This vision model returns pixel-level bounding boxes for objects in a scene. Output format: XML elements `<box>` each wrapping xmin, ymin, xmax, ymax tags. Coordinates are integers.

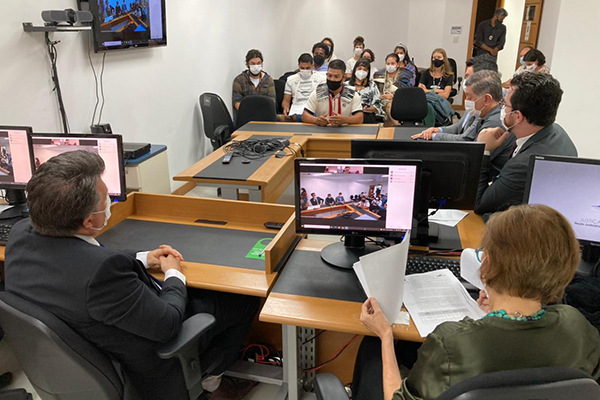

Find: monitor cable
<box><xmin>97</xmin><ymin>51</ymin><xmax>107</xmax><ymax>125</ymax></box>
<box><xmin>45</xmin><ymin>32</ymin><xmax>70</xmax><ymax>133</ymax></box>
<box><xmin>87</xmin><ymin>31</ymin><xmax>100</xmax><ymax>127</ymax></box>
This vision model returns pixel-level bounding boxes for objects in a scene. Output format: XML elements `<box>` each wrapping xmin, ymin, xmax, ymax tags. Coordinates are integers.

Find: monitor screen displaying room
<box><xmin>351</xmin><ymin>140</ymin><xmax>485</xmax><ymax>210</ymax></box>
<box><xmin>295</xmin><ymin>159</ymin><xmax>420</xmax><ymax>237</ymax></box>
<box><xmin>0</xmin><ymin>126</ymin><xmax>35</xmax><ymax>189</ymax></box>
<box><xmin>31</xmin><ymin>134</ymin><xmax>127</xmax><ymax>201</ymax></box>
<box><xmin>89</xmin><ymin>0</ymin><xmax>167</xmax><ymax>52</ymax></box>
<box><xmin>524</xmin><ymin>155</ymin><xmax>600</xmax><ymax>245</ymax></box>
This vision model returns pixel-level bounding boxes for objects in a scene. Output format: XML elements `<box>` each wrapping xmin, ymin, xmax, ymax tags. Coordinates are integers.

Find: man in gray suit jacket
<box><xmin>475</xmin><ymin>72</ymin><xmax>577</xmax><ymax>216</ymax></box>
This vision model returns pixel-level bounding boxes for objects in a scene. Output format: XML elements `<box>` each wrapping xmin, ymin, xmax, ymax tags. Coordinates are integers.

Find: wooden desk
<box><xmin>377</xmin><ymin>126</ymin><xmax>426</xmax><ymax>140</ymax></box>
<box><xmin>172</xmin><ymin>133</ymin><xmax>309</xmax><ymax>200</ymax></box>
<box><xmin>260</xmin><ymin>212</ymin><xmax>485</xmax><ymax>399</ymax></box>
<box><xmin>100</xmin><ymin>192</ymin><xmax>299</xmax><ymax>298</ymax></box>
<box><xmin>232</xmin><ymin>122</ymin><xmax>381</xmax><ymax>158</ymax></box>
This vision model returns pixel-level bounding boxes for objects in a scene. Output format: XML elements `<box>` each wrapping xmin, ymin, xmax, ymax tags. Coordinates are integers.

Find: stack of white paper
<box><xmin>403</xmin><ymin>269</ymin><xmax>486</xmax><ymax>337</ymax></box>
<box><xmin>428</xmin><ymin>209</ymin><xmax>469</xmax><ymax>227</ymax></box>
<box><xmin>353</xmin><ymin>234</ymin><xmax>410</xmax><ymax>325</ymax></box>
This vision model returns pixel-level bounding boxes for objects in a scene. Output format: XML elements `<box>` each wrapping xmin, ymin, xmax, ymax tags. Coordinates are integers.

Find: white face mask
<box><xmin>460</xmin><ymin>248</ymin><xmax>487</xmax><ymax>293</ymax></box>
<box><xmin>464</xmin><ymin>95</ymin><xmax>485</xmax><ymax>118</ymax></box>
<box><xmin>355</xmin><ymin>69</ymin><xmax>368</xmax><ymax>80</ymax></box>
<box><xmin>298</xmin><ymin>69</ymin><xmax>312</xmax><ymax>80</ymax></box>
<box><xmin>524</xmin><ymin>63</ymin><xmax>537</xmax><ymax>72</ymax></box>
<box><xmin>500</xmin><ymin>106</ymin><xmax>518</xmax><ymax>131</ymax></box>
<box><xmin>354</xmin><ymin>47</ymin><xmax>363</xmax><ymax>57</ymax></box>
<box><xmin>90</xmin><ymin>194</ymin><xmax>112</xmax><ymax>231</ymax></box>
<box><xmin>249</xmin><ymin>64</ymin><xmax>262</xmax><ymax>76</ymax></box>
<box><xmin>386</xmin><ymin>64</ymin><xmax>398</xmax><ymax>74</ymax></box>
<box><xmin>397</xmin><ymin>53</ymin><xmax>405</xmax><ymax>62</ymax></box>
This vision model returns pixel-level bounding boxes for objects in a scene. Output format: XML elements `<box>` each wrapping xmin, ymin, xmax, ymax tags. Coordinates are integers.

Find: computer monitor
<box><xmin>351</xmin><ymin>140</ymin><xmax>485</xmax><ymax>249</ymax></box>
<box><xmin>0</xmin><ymin>126</ymin><xmax>35</xmax><ymax>219</ymax></box>
<box><xmin>31</xmin><ymin>134</ymin><xmax>127</xmax><ymax>201</ymax></box>
<box><xmin>295</xmin><ymin>158</ymin><xmax>421</xmax><ymax>269</ymax></box>
<box><xmin>524</xmin><ymin>155</ymin><xmax>600</xmax><ymax>275</ymax></box>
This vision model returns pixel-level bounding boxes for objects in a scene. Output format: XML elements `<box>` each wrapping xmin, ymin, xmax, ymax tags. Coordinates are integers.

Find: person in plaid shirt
<box><xmin>231</xmin><ymin>49</ymin><xmax>276</xmax><ymax>117</ymax></box>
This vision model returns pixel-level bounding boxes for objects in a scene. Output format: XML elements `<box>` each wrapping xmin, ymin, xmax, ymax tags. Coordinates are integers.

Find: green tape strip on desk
<box><xmin>97</xmin><ymin>219</ymin><xmax>275</xmax><ymax>271</ymax></box>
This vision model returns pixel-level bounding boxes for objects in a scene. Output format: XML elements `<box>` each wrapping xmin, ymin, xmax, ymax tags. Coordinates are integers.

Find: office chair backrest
<box><xmin>0</xmin><ymin>292</ymin><xmax>124</xmax><ymax>400</ymax></box>
<box><xmin>448</xmin><ymin>58</ymin><xmax>458</xmax><ymax>86</ymax></box>
<box><xmin>235</xmin><ymin>95</ymin><xmax>277</xmax><ymax>130</ymax></box>
<box><xmin>274</xmin><ymin>79</ymin><xmax>286</xmax><ymax>114</ymax></box>
<box><xmin>391</xmin><ymin>87</ymin><xmax>428</xmax><ymax>125</ymax></box>
<box><xmin>199</xmin><ymin>93</ymin><xmax>234</xmax><ymax>150</ymax></box>
<box><xmin>435</xmin><ymin>367</ymin><xmax>600</xmax><ymax>400</ymax></box>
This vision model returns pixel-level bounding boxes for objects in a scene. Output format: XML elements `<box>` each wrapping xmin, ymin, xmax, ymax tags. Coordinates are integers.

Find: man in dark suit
<box><xmin>5</xmin><ymin>151</ymin><xmax>259</xmax><ymax>400</ymax></box>
<box><xmin>475</xmin><ymin>72</ymin><xmax>577</xmax><ymax>216</ymax></box>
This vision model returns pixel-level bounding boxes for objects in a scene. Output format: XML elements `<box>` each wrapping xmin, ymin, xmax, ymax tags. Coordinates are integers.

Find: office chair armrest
<box><xmin>314</xmin><ymin>373</ymin><xmax>349</xmax><ymax>400</ymax></box>
<box><xmin>213</xmin><ymin>124</ymin><xmax>231</xmax><ymax>147</ymax></box>
<box><xmin>157</xmin><ymin>313</ymin><xmax>216</xmax><ymax>359</ymax></box>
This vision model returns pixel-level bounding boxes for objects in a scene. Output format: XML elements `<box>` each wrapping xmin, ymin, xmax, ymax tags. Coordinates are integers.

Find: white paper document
<box><xmin>403</xmin><ymin>269</ymin><xmax>486</xmax><ymax>337</ymax></box>
<box><xmin>289</xmin><ymin>103</ymin><xmax>306</xmax><ymax>116</ymax></box>
<box><xmin>428</xmin><ymin>209</ymin><xmax>469</xmax><ymax>227</ymax></box>
<box><xmin>353</xmin><ymin>234</ymin><xmax>410</xmax><ymax>325</ymax></box>
<box><xmin>460</xmin><ymin>248</ymin><xmax>485</xmax><ymax>291</ymax></box>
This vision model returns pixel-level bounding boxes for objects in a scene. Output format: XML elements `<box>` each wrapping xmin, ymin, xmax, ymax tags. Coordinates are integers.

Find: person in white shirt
<box><xmin>282</xmin><ymin>53</ymin><xmax>326</xmax><ymax>122</ymax></box>
<box><xmin>346</xmin><ymin>36</ymin><xmax>365</xmax><ymax>78</ymax></box>
<box><xmin>302</xmin><ymin>60</ymin><xmax>364</xmax><ymax>127</ymax></box>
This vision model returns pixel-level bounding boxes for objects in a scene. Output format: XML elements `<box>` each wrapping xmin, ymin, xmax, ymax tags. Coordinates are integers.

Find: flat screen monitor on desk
<box><xmin>31</xmin><ymin>134</ymin><xmax>127</xmax><ymax>201</ymax></box>
<box><xmin>295</xmin><ymin>158</ymin><xmax>421</xmax><ymax>269</ymax></box>
<box><xmin>351</xmin><ymin>140</ymin><xmax>485</xmax><ymax>249</ymax></box>
<box><xmin>524</xmin><ymin>155</ymin><xmax>600</xmax><ymax>275</ymax></box>
<box><xmin>0</xmin><ymin>126</ymin><xmax>35</xmax><ymax>219</ymax></box>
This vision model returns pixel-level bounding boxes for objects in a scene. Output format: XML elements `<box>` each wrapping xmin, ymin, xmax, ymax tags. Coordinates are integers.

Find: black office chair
<box><xmin>390</xmin><ymin>87</ymin><xmax>428</xmax><ymax>126</ymax></box>
<box><xmin>199</xmin><ymin>93</ymin><xmax>234</xmax><ymax>151</ymax></box>
<box><xmin>447</xmin><ymin>58</ymin><xmax>463</xmax><ymax>106</ymax></box>
<box><xmin>313</xmin><ymin>368</ymin><xmax>600</xmax><ymax>400</ymax></box>
<box><xmin>234</xmin><ymin>95</ymin><xmax>277</xmax><ymax>130</ymax></box>
<box><xmin>414</xmin><ymin>66</ymin><xmax>422</xmax><ymax>87</ymax></box>
<box><xmin>274</xmin><ymin>79</ymin><xmax>286</xmax><ymax>114</ymax></box>
<box><xmin>0</xmin><ymin>291</ymin><xmax>219</xmax><ymax>400</ymax></box>
<box><xmin>278</xmin><ymin>70</ymin><xmax>298</xmax><ymax>83</ymax></box>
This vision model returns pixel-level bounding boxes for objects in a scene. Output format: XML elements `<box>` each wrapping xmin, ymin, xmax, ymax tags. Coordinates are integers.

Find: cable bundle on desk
<box><xmin>222</xmin><ymin>138</ymin><xmax>303</xmax><ymax>159</ymax></box>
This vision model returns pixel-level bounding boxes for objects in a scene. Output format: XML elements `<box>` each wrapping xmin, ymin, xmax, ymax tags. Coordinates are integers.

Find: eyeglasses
<box><xmin>499</xmin><ymin>99</ymin><xmax>514</xmax><ymax>110</ymax></box>
<box><xmin>475</xmin><ymin>248</ymin><xmax>485</xmax><ymax>263</ymax></box>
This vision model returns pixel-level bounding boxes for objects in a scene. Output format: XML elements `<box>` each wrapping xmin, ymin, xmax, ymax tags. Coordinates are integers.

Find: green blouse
<box><xmin>393</xmin><ymin>305</ymin><xmax>600</xmax><ymax>400</ymax></box>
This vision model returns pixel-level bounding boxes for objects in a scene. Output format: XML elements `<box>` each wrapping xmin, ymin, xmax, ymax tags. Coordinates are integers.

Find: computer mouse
<box><xmin>242</xmin><ymin>159</ymin><xmax>251</xmax><ymax>164</ymax></box>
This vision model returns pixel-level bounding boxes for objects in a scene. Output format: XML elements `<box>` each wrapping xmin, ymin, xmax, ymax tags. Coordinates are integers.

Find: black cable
<box><xmin>301</xmin><ymin>330</ymin><xmax>325</xmax><ymax>345</ymax></box>
<box><xmin>45</xmin><ymin>32</ymin><xmax>69</xmax><ymax>133</ymax></box>
<box><xmin>417</xmin><ymin>207</ymin><xmax>439</xmax><ymax>225</ymax></box>
<box><xmin>87</xmin><ymin>31</ymin><xmax>100</xmax><ymax>127</ymax></box>
<box><xmin>97</xmin><ymin>52</ymin><xmax>107</xmax><ymax>124</ymax></box>
<box><xmin>223</xmin><ymin>138</ymin><xmax>293</xmax><ymax>160</ymax></box>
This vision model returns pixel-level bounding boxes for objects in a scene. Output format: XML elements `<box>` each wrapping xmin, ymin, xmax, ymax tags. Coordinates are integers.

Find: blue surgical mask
<box><xmin>519</xmin><ymin>57</ymin><xmax>525</xmax><ymax>66</ymax></box>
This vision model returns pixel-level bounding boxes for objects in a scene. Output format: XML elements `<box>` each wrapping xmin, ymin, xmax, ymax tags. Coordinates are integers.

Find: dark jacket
<box><xmin>4</xmin><ymin>219</ymin><xmax>189</xmax><ymax>400</ymax></box>
<box><xmin>475</xmin><ymin>123</ymin><xmax>577</xmax><ymax>215</ymax></box>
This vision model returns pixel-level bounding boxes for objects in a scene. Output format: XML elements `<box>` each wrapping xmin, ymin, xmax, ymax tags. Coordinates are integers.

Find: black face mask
<box><xmin>433</xmin><ymin>59</ymin><xmax>444</xmax><ymax>68</ymax></box>
<box><xmin>327</xmin><ymin>79</ymin><xmax>343</xmax><ymax>91</ymax></box>
<box><xmin>314</xmin><ymin>55</ymin><xmax>325</xmax><ymax>66</ymax></box>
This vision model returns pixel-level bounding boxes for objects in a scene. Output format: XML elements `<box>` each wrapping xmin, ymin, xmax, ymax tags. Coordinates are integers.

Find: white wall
<box><xmin>550</xmin><ymin>0</ymin><xmax>600</xmax><ymax>159</ymax></box>
<box><xmin>496</xmin><ymin>0</ymin><xmax>525</xmax><ymax>81</ymax></box>
<box><xmin>537</xmin><ymin>0</ymin><xmax>561</xmax><ymax>68</ymax></box>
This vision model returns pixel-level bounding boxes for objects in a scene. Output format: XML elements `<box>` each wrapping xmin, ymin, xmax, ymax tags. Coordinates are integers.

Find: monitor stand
<box><xmin>412</xmin><ymin>216</ymin><xmax>462</xmax><ymax>250</ymax></box>
<box><xmin>321</xmin><ymin>235</ymin><xmax>380</xmax><ymax>270</ymax></box>
<box><xmin>0</xmin><ymin>189</ymin><xmax>28</xmax><ymax>220</ymax></box>
<box><xmin>578</xmin><ymin>243</ymin><xmax>600</xmax><ymax>276</ymax></box>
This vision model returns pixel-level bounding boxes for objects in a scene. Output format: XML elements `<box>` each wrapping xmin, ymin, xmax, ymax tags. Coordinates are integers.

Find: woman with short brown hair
<box><xmin>352</xmin><ymin>204</ymin><xmax>600</xmax><ymax>400</ymax></box>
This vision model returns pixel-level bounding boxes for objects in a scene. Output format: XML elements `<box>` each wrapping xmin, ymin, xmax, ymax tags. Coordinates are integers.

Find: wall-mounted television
<box><xmin>87</xmin><ymin>0</ymin><xmax>167</xmax><ymax>52</ymax></box>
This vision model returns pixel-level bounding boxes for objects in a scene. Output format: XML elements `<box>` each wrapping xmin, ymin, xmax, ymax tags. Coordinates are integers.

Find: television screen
<box><xmin>89</xmin><ymin>0</ymin><xmax>167</xmax><ymax>52</ymax></box>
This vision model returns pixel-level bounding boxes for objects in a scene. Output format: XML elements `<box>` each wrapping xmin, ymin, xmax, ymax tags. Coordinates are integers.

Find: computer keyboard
<box><xmin>0</xmin><ymin>223</ymin><xmax>13</xmax><ymax>245</ymax></box>
<box><xmin>406</xmin><ymin>256</ymin><xmax>461</xmax><ymax>279</ymax></box>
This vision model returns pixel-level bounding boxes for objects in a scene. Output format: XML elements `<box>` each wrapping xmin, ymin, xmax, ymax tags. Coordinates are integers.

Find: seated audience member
<box><xmin>312</xmin><ymin>42</ymin><xmax>330</xmax><ymax>73</ymax></box>
<box><xmin>359</xmin><ymin>49</ymin><xmax>376</xmax><ymax>78</ymax></box>
<box><xmin>232</xmin><ymin>49</ymin><xmax>275</xmax><ymax>116</ymax></box>
<box><xmin>325</xmin><ymin>193</ymin><xmax>335</xmax><ymax>206</ymax></box>
<box><xmin>348</xmin><ymin>59</ymin><xmax>384</xmax><ymax>123</ymax></box>
<box><xmin>465</xmin><ymin>54</ymin><xmax>499</xmax><ymax>80</ymax></box>
<box><xmin>374</xmin><ymin>53</ymin><xmax>413</xmax><ymax>125</ymax></box>
<box><xmin>352</xmin><ymin>204</ymin><xmax>600</xmax><ymax>400</ymax></box>
<box><xmin>419</xmin><ymin>48</ymin><xmax>454</xmax><ymax>100</ymax></box>
<box><xmin>346</xmin><ymin>36</ymin><xmax>366</xmax><ymax>77</ymax></box>
<box><xmin>343</xmin><ymin>166</ymin><xmax>351</xmax><ymax>174</ymax></box>
<box><xmin>377</xmin><ymin>202</ymin><xmax>387</xmax><ymax>218</ymax></box>
<box><xmin>282</xmin><ymin>53</ymin><xmax>326</xmax><ymax>121</ymax></box>
<box><xmin>300</xmin><ymin>192</ymin><xmax>310</xmax><ymax>210</ymax></box>
<box><xmin>475</xmin><ymin>73</ymin><xmax>577</xmax><ymax>216</ymax></box>
<box><xmin>413</xmin><ymin>71</ymin><xmax>505</xmax><ymax>142</ymax></box>
<box><xmin>473</xmin><ymin>8</ymin><xmax>508</xmax><ymax>58</ymax></box>
<box><xmin>393</xmin><ymin>43</ymin><xmax>417</xmax><ymax>86</ymax></box>
<box><xmin>4</xmin><ymin>151</ymin><xmax>259</xmax><ymax>400</ymax></box>
<box><xmin>302</xmin><ymin>60</ymin><xmax>364</xmax><ymax>126</ymax></box>
<box><xmin>321</xmin><ymin>37</ymin><xmax>338</xmax><ymax>63</ymax></box>
<box><xmin>521</xmin><ymin>49</ymin><xmax>550</xmax><ymax>74</ymax></box>
<box><xmin>358</xmin><ymin>197</ymin><xmax>370</xmax><ymax>210</ymax></box>
<box><xmin>310</xmin><ymin>193</ymin><xmax>324</xmax><ymax>206</ymax></box>
<box><xmin>335</xmin><ymin>192</ymin><xmax>345</xmax><ymax>204</ymax></box>
<box><xmin>502</xmin><ymin>46</ymin><xmax>533</xmax><ymax>88</ymax></box>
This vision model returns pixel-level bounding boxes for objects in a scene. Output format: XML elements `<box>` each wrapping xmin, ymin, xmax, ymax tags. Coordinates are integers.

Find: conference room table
<box><xmin>376</xmin><ymin>126</ymin><xmax>428</xmax><ymax>140</ymax></box>
<box><xmin>260</xmin><ymin>211</ymin><xmax>486</xmax><ymax>400</ymax></box>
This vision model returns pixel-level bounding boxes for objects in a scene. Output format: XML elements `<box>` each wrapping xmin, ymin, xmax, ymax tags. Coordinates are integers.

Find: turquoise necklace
<box><xmin>484</xmin><ymin>309</ymin><xmax>546</xmax><ymax>321</ymax></box>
